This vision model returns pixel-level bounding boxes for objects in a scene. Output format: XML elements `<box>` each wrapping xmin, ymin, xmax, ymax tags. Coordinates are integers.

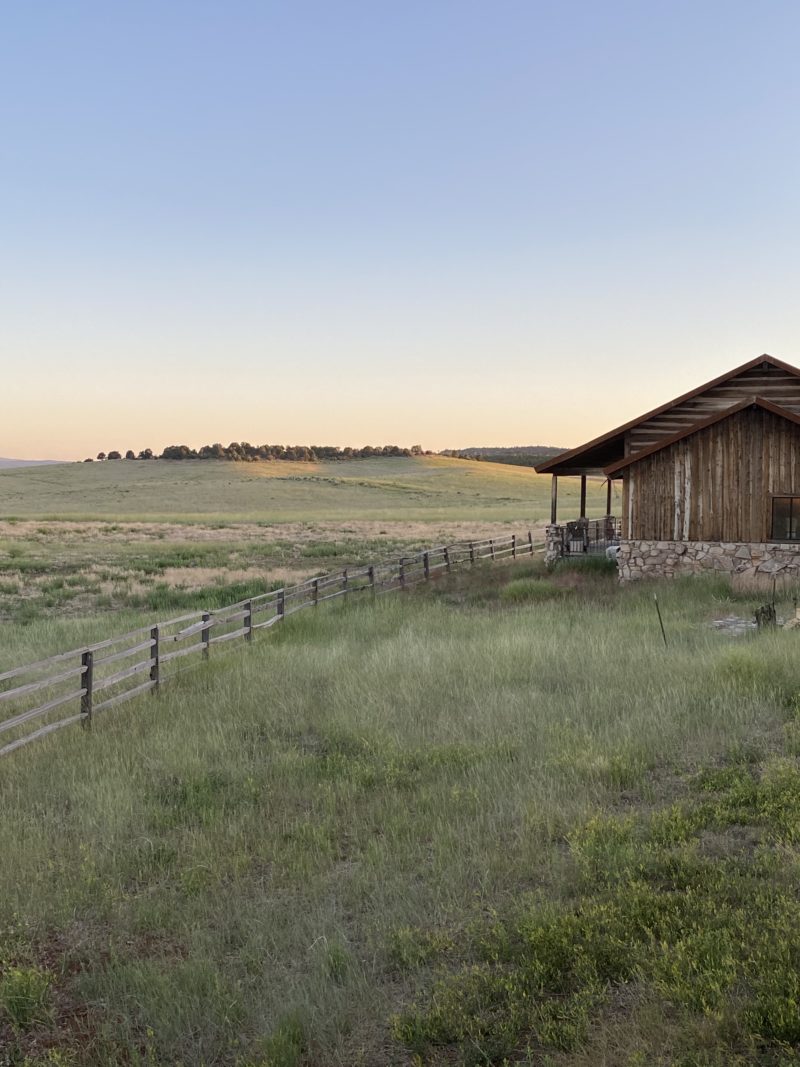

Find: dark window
<box><xmin>772</xmin><ymin>496</ymin><xmax>800</xmax><ymax>540</ymax></box>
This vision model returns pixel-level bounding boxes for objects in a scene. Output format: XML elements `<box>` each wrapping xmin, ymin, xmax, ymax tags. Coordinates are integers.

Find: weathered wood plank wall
<box><xmin>623</xmin><ymin>406</ymin><xmax>800</xmax><ymax>541</ymax></box>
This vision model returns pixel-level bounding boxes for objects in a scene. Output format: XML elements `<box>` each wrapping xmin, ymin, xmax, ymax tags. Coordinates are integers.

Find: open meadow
<box><xmin>0</xmin><ymin>457</ymin><xmax>612</xmax><ymax>646</ymax></box>
<box><xmin>0</xmin><ymin>456</ymin><xmax>611</xmax><ymax>525</ymax></box>
<box><xmin>4</xmin><ymin>461</ymin><xmax>800</xmax><ymax>1066</ymax></box>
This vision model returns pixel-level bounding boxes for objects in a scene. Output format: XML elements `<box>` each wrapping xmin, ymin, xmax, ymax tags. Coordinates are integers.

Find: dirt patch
<box><xmin>0</xmin><ymin>519</ymin><xmax>543</xmax><ymax>545</ymax></box>
<box><xmin>159</xmin><ymin>565</ymin><xmax>318</xmax><ymax>590</ymax></box>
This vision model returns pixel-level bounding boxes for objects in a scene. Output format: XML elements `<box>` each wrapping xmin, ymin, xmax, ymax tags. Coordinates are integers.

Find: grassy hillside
<box><xmin>3</xmin><ymin>561</ymin><xmax>800</xmax><ymax>1065</ymax></box>
<box><xmin>0</xmin><ymin>458</ymin><xmax>614</xmax><ymax>627</ymax></box>
<box><xmin>0</xmin><ymin>459</ymin><xmax>61</xmax><ymax>470</ymax></box>
<box><xmin>0</xmin><ymin>456</ymin><xmax>613</xmax><ymax>524</ymax></box>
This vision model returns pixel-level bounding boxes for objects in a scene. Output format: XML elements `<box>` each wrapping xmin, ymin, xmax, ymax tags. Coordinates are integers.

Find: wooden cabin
<box><xmin>536</xmin><ymin>354</ymin><xmax>800</xmax><ymax>580</ymax></box>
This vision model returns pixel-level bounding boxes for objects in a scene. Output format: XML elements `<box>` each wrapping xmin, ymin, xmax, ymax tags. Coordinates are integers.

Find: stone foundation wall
<box><xmin>618</xmin><ymin>539</ymin><xmax>800</xmax><ymax>582</ymax></box>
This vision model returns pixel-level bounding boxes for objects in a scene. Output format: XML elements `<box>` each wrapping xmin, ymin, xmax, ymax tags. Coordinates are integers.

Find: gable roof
<box><xmin>534</xmin><ymin>354</ymin><xmax>800</xmax><ymax>475</ymax></box>
<box><xmin>603</xmin><ymin>396</ymin><xmax>800</xmax><ymax>475</ymax></box>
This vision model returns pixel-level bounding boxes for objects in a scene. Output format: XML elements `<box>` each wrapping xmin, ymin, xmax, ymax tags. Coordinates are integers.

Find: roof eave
<box><xmin>535</xmin><ymin>353</ymin><xmax>799</xmax><ymax>476</ymax></box>
<box><xmin>603</xmin><ymin>396</ymin><xmax>800</xmax><ymax>476</ymax></box>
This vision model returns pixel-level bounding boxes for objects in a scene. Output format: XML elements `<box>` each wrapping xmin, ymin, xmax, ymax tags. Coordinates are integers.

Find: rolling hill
<box><xmin>0</xmin><ymin>457</ymin><xmax>61</xmax><ymax>469</ymax></box>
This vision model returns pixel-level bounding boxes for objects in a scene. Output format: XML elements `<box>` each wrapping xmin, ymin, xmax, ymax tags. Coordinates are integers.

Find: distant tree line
<box><xmin>440</xmin><ymin>446</ymin><xmax>565</xmax><ymax>469</ymax></box>
<box><xmin>86</xmin><ymin>443</ymin><xmax>427</xmax><ymax>463</ymax></box>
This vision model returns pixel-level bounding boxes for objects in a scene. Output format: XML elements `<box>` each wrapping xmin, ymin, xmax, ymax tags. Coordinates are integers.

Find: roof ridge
<box><xmin>535</xmin><ymin>354</ymin><xmax>800</xmax><ymax>475</ymax></box>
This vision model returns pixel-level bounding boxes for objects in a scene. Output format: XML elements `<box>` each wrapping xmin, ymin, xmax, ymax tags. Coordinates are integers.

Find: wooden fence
<box><xmin>0</xmin><ymin>532</ymin><xmax>535</xmax><ymax>758</ymax></box>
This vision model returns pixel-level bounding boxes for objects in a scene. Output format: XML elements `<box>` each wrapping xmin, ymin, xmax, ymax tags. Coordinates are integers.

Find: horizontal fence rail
<box><xmin>0</xmin><ymin>531</ymin><xmax>537</xmax><ymax>758</ymax></box>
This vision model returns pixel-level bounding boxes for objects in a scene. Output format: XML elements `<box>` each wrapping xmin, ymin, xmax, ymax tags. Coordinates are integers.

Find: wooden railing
<box><xmin>0</xmin><ymin>531</ymin><xmax>535</xmax><ymax>758</ymax></box>
<box><xmin>555</xmin><ymin>516</ymin><xmax>620</xmax><ymax>557</ymax></box>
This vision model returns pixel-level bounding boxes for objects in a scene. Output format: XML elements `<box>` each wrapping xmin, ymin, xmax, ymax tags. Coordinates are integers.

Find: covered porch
<box><xmin>542</xmin><ymin>468</ymin><xmax>621</xmax><ymax>562</ymax></box>
<box><xmin>535</xmin><ymin>430</ymin><xmax>627</xmax><ymax>563</ymax></box>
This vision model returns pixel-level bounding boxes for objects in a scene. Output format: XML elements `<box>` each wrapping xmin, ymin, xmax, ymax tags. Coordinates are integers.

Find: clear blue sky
<box><xmin>4</xmin><ymin>1</ymin><xmax>800</xmax><ymax>458</ymax></box>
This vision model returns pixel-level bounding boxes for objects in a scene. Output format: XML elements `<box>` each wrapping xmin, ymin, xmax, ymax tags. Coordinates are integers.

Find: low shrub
<box><xmin>0</xmin><ymin>965</ymin><xmax>52</xmax><ymax>1031</ymax></box>
<box><xmin>392</xmin><ymin>752</ymin><xmax>800</xmax><ymax>1063</ymax></box>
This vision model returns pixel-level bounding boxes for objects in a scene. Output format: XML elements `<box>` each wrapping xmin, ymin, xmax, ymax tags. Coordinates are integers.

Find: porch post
<box><xmin>579</xmin><ymin>475</ymin><xmax>587</xmax><ymax>519</ymax></box>
<box><xmin>606</xmin><ymin>477</ymin><xmax>612</xmax><ymax>516</ymax></box>
<box><xmin>550</xmin><ymin>475</ymin><xmax>558</xmax><ymax>524</ymax></box>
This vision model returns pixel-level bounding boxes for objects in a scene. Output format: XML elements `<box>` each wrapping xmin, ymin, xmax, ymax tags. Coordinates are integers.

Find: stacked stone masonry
<box><xmin>544</xmin><ymin>524</ymin><xmax>561</xmax><ymax>566</ymax></box>
<box><xmin>617</xmin><ymin>540</ymin><xmax>800</xmax><ymax>582</ymax></box>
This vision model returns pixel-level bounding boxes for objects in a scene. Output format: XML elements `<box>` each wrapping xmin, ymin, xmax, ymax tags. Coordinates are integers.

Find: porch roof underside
<box><xmin>536</xmin><ymin>434</ymin><xmax>624</xmax><ymax>477</ymax></box>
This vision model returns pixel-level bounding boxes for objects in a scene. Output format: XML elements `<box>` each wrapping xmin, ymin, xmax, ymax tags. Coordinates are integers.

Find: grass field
<box><xmin>4</xmin><ymin>557</ymin><xmax>800</xmax><ymax>1065</ymax></box>
<box><xmin>6</xmin><ymin>460</ymin><xmax>799</xmax><ymax>1066</ymax></box>
<box><xmin>0</xmin><ymin>456</ymin><xmax>611</xmax><ymax>524</ymax></box>
<box><xmin>0</xmin><ymin>457</ymin><xmax>612</xmax><ymax>628</ymax></box>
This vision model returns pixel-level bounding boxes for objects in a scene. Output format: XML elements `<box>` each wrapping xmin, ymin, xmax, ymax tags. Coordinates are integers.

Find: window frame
<box><xmin>770</xmin><ymin>494</ymin><xmax>800</xmax><ymax>542</ymax></box>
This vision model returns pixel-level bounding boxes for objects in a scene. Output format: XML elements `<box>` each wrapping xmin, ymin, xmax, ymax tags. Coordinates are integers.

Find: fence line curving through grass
<box><xmin>0</xmin><ymin>532</ymin><xmax>535</xmax><ymax>758</ymax></box>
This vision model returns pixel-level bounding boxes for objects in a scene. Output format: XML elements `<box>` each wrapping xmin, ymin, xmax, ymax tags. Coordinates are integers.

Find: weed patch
<box><xmin>393</xmin><ymin>748</ymin><xmax>800</xmax><ymax>1063</ymax></box>
<box><xmin>387</xmin><ymin>925</ymin><xmax>456</xmax><ymax>971</ymax></box>
<box><xmin>0</xmin><ymin>965</ymin><xmax>53</xmax><ymax>1031</ymax></box>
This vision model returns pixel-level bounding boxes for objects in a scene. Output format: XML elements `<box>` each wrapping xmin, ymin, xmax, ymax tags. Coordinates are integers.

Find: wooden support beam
<box><xmin>579</xmin><ymin>475</ymin><xmax>587</xmax><ymax>519</ymax></box>
<box><xmin>550</xmin><ymin>475</ymin><xmax>558</xmax><ymax>524</ymax></box>
<box><xmin>606</xmin><ymin>477</ymin><xmax>613</xmax><ymax>516</ymax></box>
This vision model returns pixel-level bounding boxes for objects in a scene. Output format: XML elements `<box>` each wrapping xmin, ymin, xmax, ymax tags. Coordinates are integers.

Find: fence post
<box><xmin>278</xmin><ymin>588</ymin><xmax>286</xmax><ymax>620</ymax></box>
<box><xmin>490</xmin><ymin>539</ymin><xmax>496</xmax><ymax>561</ymax></box>
<box><xmin>368</xmin><ymin>565</ymin><xmax>375</xmax><ymax>595</ymax></box>
<box><xmin>423</xmin><ymin>552</ymin><xmax>430</xmax><ymax>579</ymax></box>
<box><xmin>81</xmin><ymin>650</ymin><xmax>93</xmax><ymax>728</ymax></box>
<box><xmin>528</xmin><ymin>530</ymin><xmax>533</xmax><ymax>555</ymax></box>
<box><xmin>444</xmin><ymin>546</ymin><xmax>451</xmax><ymax>573</ymax></box>
<box><xmin>244</xmin><ymin>601</ymin><xmax>253</xmax><ymax>642</ymax></box>
<box><xmin>470</xmin><ymin>541</ymin><xmax>475</xmax><ymax>565</ymax></box>
<box><xmin>150</xmin><ymin>625</ymin><xmax>160</xmax><ymax>689</ymax></box>
<box><xmin>342</xmin><ymin>569</ymin><xmax>348</xmax><ymax>597</ymax></box>
<box><xmin>201</xmin><ymin>612</ymin><xmax>211</xmax><ymax>660</ymax></box>
<box><xmin>400</xmin><ymin>558</ymin><xmax>406</xmax><ymax>589</ymax></box>
<box><xmin>512</xmin><ymin>534</ymin><xmax>516</xmax><ymax>559</ymax></box>
<box><xmin>312</xmin><ymin>579</ymin><xmax>319</xmax><ymax>607</ymax></box>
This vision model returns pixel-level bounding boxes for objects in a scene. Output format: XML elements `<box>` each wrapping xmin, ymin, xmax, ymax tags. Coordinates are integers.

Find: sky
<box><xmin>4</xmin><ymin>1</ymin><xmax>800</xmax><ymax>460</ymax></box>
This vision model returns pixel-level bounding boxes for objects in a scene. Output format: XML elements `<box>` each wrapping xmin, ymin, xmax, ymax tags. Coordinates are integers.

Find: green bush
<box><xmin>0</xmin><ymin>965</ymin><xmax>52</xmax><ymax>1031</ymax></box>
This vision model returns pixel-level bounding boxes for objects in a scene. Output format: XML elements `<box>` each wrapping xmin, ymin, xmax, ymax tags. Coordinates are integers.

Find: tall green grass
<box><xmin>1</xmin><ymin>565</ymin><xmax>798</xmax><ymax>1064</ymax></box>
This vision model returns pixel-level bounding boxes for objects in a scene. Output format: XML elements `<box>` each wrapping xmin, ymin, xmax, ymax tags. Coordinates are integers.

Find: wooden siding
<box><xmin>623</xmin><ymin>406</ymin><xmax>800</xmax><ymax>541</ymax></box>
<box><xmin>626</xmin><ymin>363</ymin><xmax>800</xmax><ymax>457</ymax></box>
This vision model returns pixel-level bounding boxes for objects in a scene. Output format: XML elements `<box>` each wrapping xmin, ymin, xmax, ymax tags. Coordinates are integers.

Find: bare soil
<box><xmin>0</xmin><ymin>519</ymin><xmax>541</xmax><ymax>544</ymax></box>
